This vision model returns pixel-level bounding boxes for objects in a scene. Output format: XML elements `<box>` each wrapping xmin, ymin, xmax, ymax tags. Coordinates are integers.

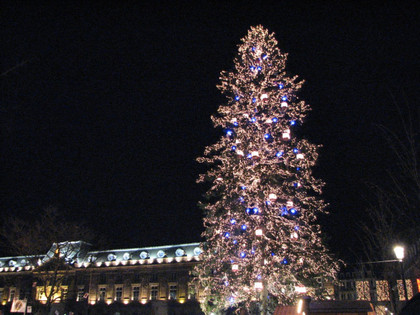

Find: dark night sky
<box><xmin>1</xmin><ymin>2</ymin><xmax>419</xmax><ymax>261</ymax></box>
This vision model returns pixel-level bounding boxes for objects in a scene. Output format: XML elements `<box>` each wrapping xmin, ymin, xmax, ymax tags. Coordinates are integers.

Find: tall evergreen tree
<box><xmin>193</xmin><ymin>26</ymin><xmax>338</xmax><ymax>314</ymax></box>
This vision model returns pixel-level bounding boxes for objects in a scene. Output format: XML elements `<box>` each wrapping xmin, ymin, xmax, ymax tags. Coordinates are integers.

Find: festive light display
<box><xmin>193</xmin><ymin>26</ymin><xmax>338</xmax><ymax>314</ymax></box>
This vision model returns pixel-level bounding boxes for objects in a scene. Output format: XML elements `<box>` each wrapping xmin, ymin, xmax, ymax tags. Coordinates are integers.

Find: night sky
<box><xmin>2</xmin><ymin>2</ymin><xmax>419</xmax><ymax>261</ymax></box>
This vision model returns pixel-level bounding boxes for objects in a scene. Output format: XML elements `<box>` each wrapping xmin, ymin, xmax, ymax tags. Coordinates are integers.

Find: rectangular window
<box><xmin>77</xmin><ymin>287</ymin><xmax>85</xmax><ymax>302</ymax></box>
<box><xmin>132</xmin><ymin>286</ymin><xmax>140</xmax><ymax>301</ymax></box>
<box><xmin>188</xmin><ymin>285</ymin><xmax>196</xmax><ymax>300</ymax></box>
<box><xmin>115</xmin><ymin>286</ymin><xmax>123</xmax><ymax>302</ymax></box>
<box><xmin>169</xmin><ymin>285</ymin><xmax>177</xmax><ymax>300</ymax></box>
<box><xmin>61</xmin><ymin>287</ymin><xmax>68</xmax><ymax>301</ymax></box>
<box><xmin>9</xmin><ymin>288</ymin><xmax>15</xmax><ymax>301</ymax></box>
<box><xmin>99</xmin><ymin>287</ymin><xmax>106</xmax><ymax>301</ymax></box>
<box><xmin>150</xmin><ymin>285</ymin><xmax>158</xmax><ymax>300</ymax></box>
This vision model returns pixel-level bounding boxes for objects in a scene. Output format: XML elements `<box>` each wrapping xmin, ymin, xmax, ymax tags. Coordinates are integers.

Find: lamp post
<box><xmin>393</xmin><ymin>245</ymin><xmax>409</xmax><ymax>301</ymax></box>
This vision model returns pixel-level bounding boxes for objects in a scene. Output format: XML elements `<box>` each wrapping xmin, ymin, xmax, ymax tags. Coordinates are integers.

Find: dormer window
<box><xmin>156</xmin><ymin>250</ymin><xmax>166</xmax><ymax>258</ymax></box>
<box><xmin>139</xmin><ymin>251</ymin><xmax>149</xmax><ymax>260</ymax></box>
<box><xmin>107</xmin><ymin>254</ymin><xmax>117</xmax><ymax>261</ymax></box>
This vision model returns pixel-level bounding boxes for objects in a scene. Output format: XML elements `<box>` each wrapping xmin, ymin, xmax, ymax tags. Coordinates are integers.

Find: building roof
<box><xmin>0</xmin><ymin>241</ymin><xmax>202</xmax><ymax>272</ymax></box>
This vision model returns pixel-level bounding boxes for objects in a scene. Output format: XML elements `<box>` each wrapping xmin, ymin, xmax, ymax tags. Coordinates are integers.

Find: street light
<box><xmin>393</xmin><ymin>245</ymin><xmax>409</xmax><ymax>301</ymax></box>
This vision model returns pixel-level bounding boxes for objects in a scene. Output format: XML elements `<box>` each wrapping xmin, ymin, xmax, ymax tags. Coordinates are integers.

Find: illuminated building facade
<box><xmin>0</xmin><ymin>241</ymin><xmax>203</xmax><ymax>314</ymax></box>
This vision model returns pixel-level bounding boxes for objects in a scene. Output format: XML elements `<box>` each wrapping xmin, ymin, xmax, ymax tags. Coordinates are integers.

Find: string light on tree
<box><xmin>192</xmin><ymin>25</ymin><xmax>338</xmax><ymax>315</ymax></box>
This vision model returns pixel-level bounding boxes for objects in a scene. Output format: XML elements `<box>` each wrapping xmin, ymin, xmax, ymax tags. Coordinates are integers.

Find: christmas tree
<box><xmin>193</xmin><ymin>26</ymin><xmax>339</xmax><ymax>314</ymax></box>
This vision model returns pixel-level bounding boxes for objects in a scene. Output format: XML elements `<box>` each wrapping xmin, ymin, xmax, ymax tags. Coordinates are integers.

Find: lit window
<box><xmin>9</xmin><ymin>288</ymin><xmax>15</xmax><ymax>302</ymax></box>
<box><xmin>169</xmin><ymin>285</ymin><xmax>177</xmax><ymax>300</ymax></box>
<box><xmin>77</xmin><ymin>287</ymin><xmax>85</xmax><ymax>301</ymax></box>
<box><xmin>115</xmin><ymin>286</ymin><xmax>123</xmax><ymax>302</ymax></box>
<box><xmin>99</xmin><ymin>287</ymin><xmax>106</xmax><ymax>302</ymax></box>
<box><xmin>150</xmin><ymin>285</ymin><xmax>158</xmax><ymax>300</ymax></box>
<box><xmin>132</xmin><ymin>286</ymin><xmax>140</xmax><ymax>301</ymax></box>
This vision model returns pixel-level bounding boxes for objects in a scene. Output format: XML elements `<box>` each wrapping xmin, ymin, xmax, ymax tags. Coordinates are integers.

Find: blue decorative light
<box><xmin>282</xmin><ymin>258</ymin><xmax>288</xmax><ymax>265</ymax></box>
<box><xmin>276</xmin><ymin>151</ymin><xmax>284</xmax><ymax>158</ymax></box>
<box><xmin>251</xmin><ymin>117</ymin><xmax>256</xmax><ymax>123</ymax></box>
<box><xmin>262</xmin><ymin>54</ymin><xmax>268</xmax><ymax>60</ymax></box>
<box><xmin>233</xmin><ymin>121</ymin><xmax>238</xmax><ymax>127</ymax></box>
<box><xmin>293</xmin><ymin>182</ymin><xmax>299</xmax><ymax>188</ymax></box>
<box><xmin>272</xmin><ymin>117</ymin><xmax>278</xmax><ymax>123</ymax></box>
<box><xmin>239</xmin><ymin>196</ymin><xmax>245</xmax><ymax>202</ymax></box>
<box><xmin>235</xmin><ymin>95</ymin><xmax>240</xmax><ymax>101</ymax></box>
<box><xmin>231</xmin><ymin>145</ymin><xmax>237</xmax><ymax>151</ymax></box>
<box><xmin>293</xmin><ymin>148</ymin><xmax>299</xmax><ymax>153</ymax></box>
<box><xmin>252</xmin><ymin>98</ymin><xmax>257</xmax><ymax>103</ymax></box>
<box><xmin>271</xmin><ymin>252</ymin><xmax>275</xmax><ymax>256</ymax></box>
<box><xmin>250</xmin><ymin>66</ymin><xmax>255</xmax><ymax>71</ymax></box>
<box><xmin>241</xmin><ymin>224</ymin><xmax>247</xmax><ymax>230</ymax></box>
<box><xmin>278</xmin><ymin>83</ymin><xmax>284</xmax><ymax>89</ymax></box>
<box><xmin>257</xmin><ymin>66</ymin><xmax>262</xmax><ymax>71</ymax></box>
<box><xmin>233</xmin><ymin>239</ymin><xmax>238</xmax><ymax>244</ymax></box>
<box><xmin>241</xmin><ymin>186</ymin><xmax>246</xmax><ymax>190</ymax></box>
<box><xmin>246</xmin><ymin>207</ymin><xmax>259</xmax><ymax>215</ymax></box>
<box><xmin>224</xmin><ymin>232</ymin><xmax>231</xmax><ymax>238</ymax></box>
<box><xmin>225</xmin><ymin>281</ymin><xmax>229</xmax><ymax>286</ymax></box>
<box><xmin>230</xmin><ymin>218</ymin><xmax>237</xmax><ymax>225</ymax></box>
<box><xmin>257</xmin><ymin>274</ymin><xmax>262</xmax><ymax>279</ymax></box>
<box><xmin>252</xmin><ymin>47</ymin><xmax>256</xmax><ymax>52</ymax></box>
<box><xmin>226</xmin><ymin>129</ymin><xmax>233</xmax><ymax>136</ymax></box>
<box><xmin>297</xmin><ymin>167</ymin><xmax>301</xmax><ymax>171</ymax></box>
<box><xmin>264</xmin><ymin>133</ymin><xmax>272</xmax><ymax>140</ymax></box>
<box><xmin>251</xmin><ymin>248</ymin><xmax>255</xmax><ymax>254</ymax></box>
<box><xmin>240</xmin><ymin>252</ymin><xmax>246</xmax><ymax>258</ymax></box>
<box><xmin>290</xmin><ymin>208</ymin><xmax>297</xmax><ymax>215</ymax></box>
<box><xmin>282</xmin><ymin>95</ymin><xmax>288</xmax><ymax>101</ymax></box>
<box><xmin>247</xmin><ymin>153</ymin><xmax>252</xmax><ymax>159</ymax></box>
<box><xmin>281</xmin><ymin>206</ymin><xmax>288</xmax><ymax>216</ymax></box>
<box><xmin>229</xmin><ymin>296</ymin><xmax>235</xmax><ymax>303</ymax></box>
<box><xmin>265</xmin><ymin>200</ymin><xmax>271</xmax><ymax>205</ymax></box>
<box><xmin>294</xmin><ymin>226</ymin><xmax>300</xmax><ymax>231</ymax></box>
<box><xmin>290</xmin><ymin>120</ymin><xmax>296</xmax><ymax>126</ymax></box>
